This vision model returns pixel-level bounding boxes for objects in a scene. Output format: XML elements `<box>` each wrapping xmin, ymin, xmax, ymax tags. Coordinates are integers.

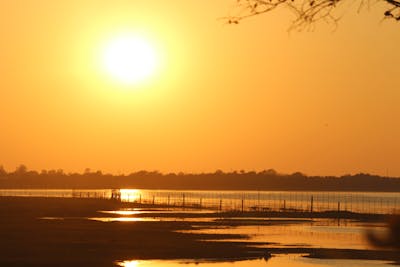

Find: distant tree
<box><xmin>227</xmin><ymin>0</ymin><xmax>400</xmax><ymax>30</ymax></box>
<box><xmin>260</xmin><ymin>169</ymin><xmax>278</xmax><ymax>176</ymax></box>
<box><xmin>247</xmin><ymin>170</ymin><xmax>257</xmax><ymax>175</ymax></box>
<box><xmin>14</xmin><ymin>164</ymin><xmax>27</xmax><ymax>174</ymax></box>
<box><xmin>47</xmin><ymin>169</ymin><xmax>58</xmax><ymax>176</ymax></box>
<box><xmin>0</xmin><ymin>165</ymin><xmax>6</xmax><ymax>176</ymax></box>
<box><xmin>291</xmin><ymin>171</ymin><xmax>306</xmax><ymax>177</ymax></box>
<box><xmin>214</xmin><ymin>169</ymin><xmax>224</xmax><ymax>175</ymax></box>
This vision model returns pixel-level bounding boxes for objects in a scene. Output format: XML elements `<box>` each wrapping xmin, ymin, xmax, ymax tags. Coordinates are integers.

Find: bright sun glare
<box><xmin>103</xmin><ymin>35</ymin><xmax>158</xmax><ymax>84</ymax></box>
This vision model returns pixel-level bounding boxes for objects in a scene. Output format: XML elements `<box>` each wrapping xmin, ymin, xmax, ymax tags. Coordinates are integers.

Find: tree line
<box><xmin>0</xmin><ymin>165</ymin><xmax>399</xmax><ymax>191</ymax></box>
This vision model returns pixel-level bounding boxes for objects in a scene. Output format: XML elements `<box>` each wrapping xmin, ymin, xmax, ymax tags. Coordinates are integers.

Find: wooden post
<box><xmin>283</xmin><ymin>200</ymin><xmax>286</xmax><ymax>211</ymax></box>
<box><xmin>310</xmin><ymin>195</ymin><xmax>314</xmax><ymax>213</ymax></box>
<box><xmin>241</xmin><ymin>198</ymin><xmax>244</xmax><ymax>212</ymax></box>
<box><xmin>219</xmin><ymin>199</ymin><xmax>222</xmax><ymax>211</ymax></box>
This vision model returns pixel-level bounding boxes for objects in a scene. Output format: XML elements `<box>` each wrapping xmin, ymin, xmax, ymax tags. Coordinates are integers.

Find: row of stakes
<box><xmin>110</xmin><ymin>191</ymin><xmax>343</xmax><ymax>214</ymax></box>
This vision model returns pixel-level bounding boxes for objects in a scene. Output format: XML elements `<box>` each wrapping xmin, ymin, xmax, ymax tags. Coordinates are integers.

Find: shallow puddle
<box><xmin>116</xmin><ymin>255</ymin><xmax>393</xmax><ymax>267</ymax></box>
<box><xmin>178</xmin><ymin>219</ymin><xmax>382</xmax><ymax>250</ymax></box>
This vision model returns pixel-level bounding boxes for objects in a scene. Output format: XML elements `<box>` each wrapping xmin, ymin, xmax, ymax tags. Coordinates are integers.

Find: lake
<box><xmin>1</xmin><ymin>189</ymin><xmax>399</xmax><ymax>214</ymax></box>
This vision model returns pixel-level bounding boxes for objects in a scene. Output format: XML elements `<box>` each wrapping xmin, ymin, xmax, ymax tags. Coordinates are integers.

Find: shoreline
<box><xmin>0</xmin><ymin>196</ymin><xmax>398</xmax><ymax>266</ymax></box>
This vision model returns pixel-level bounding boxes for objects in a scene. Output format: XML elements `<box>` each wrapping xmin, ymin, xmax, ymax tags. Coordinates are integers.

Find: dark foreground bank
<box><xmin>0</xmin><ymin>197</ymin><xmax>267</xmax><ymax>266</ymax></box>
<box><xmin>0</xmin><ymin>197</ymin><xmax>399</xmax><ymax>266</ymax></box>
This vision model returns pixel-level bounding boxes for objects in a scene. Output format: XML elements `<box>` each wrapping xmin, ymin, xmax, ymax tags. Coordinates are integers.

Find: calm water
<box><xmin>1</xmin><ymin>189</ymin><xmax>400</xmax><ymax>214</ymax></box>
<box><xmin>106</xmin><ymin>211</ymin><xmax>390</xmax><ymax>266</ymax></box>
<box><xmin>116</xmin><ymin>256</ymin><xmax>393</xmax><ymax>267</ymax></box>
<box><xmin>38</xmin><ymin>206</ymin><xmax>392</xmax><ymax>266</ymax></box>
<box><xmin>4</xmin><ymin>190</ymin><xmax>393</xmax><ymax>267</ymax></box>
<box><xmin>177</xmin><ymin>218</ymin><xmax>382</xmax><ymax>250</ymax></box>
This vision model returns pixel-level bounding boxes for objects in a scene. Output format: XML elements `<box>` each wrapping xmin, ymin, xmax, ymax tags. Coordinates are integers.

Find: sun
<box><xmin>102</xmin><ymin>35</ymin><xmax>158</xmax><ymax>84</ymax></box>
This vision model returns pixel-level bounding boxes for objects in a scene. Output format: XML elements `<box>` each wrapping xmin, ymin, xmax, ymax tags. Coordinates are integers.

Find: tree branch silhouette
<box><xmin>226</xmin><ymin>0</ymin><xmax>400</xmax><ymax>30</ymax></box>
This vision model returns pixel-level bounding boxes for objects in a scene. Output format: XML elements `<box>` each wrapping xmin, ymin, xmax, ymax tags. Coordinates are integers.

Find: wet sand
<box><xmin>0</xmin><ymin>197</ymin><xmax>398</xmax><ymax>266</ymax></box>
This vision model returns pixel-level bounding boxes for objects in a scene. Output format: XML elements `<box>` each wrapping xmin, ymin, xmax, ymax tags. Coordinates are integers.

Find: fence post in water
<box><xmin>219</xmin><ymin>199</ymin><xmax>222</xmax><ymax>211</ymax></box>
<box><xmin>310</xmin><ymin>196</ymin><xmax>314</xmax><ymax>214</ymax></box>
<box><xmin>241</xmin><ymin>198</ymin><xmax>244</xmax><ymax>212</ymax></box>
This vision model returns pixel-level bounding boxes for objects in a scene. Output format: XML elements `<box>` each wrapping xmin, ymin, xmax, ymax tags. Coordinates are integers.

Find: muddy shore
<box><xmin>0</xmin><ymin>197</ymin><xmax>398</xmax><ymax>266</ymax></box>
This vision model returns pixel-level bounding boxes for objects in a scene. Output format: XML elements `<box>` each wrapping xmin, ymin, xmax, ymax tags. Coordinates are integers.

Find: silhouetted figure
<box><xmin>367</xmin><ymin>215</ymin><xmax>400</xmax><ymax>249</ymax></box>
<box><xmin>263</xmin><ymin>251</ymin><xmax>272</xmax><ymax>261</ymax></box>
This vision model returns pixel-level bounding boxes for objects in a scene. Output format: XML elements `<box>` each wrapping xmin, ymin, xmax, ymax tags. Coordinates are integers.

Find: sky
<box><xmin>0</xmin><ymin>1</ymin><xmax>399</xmax><ymax>176</ymax></box>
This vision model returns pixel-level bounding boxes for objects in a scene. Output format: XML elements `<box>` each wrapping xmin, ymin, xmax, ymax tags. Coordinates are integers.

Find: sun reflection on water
<box><xmin>89</xmin><ymin>217</ymin><xmax>156</xmax><ymax>222</ymax></box>
<box><xmin>100</xmin><ymin>210</ymin><xmax>142</xmax><ymax>216</ymax></box>
<box><xmin>119</xmin><ymin>189</ymin><xmax>141</xmax><ymax>202</ymax></box>
<box><xmin>117</xmin><ymin>260</ymin><xmax>139</xmax><ymax>267</ymax></box>
<box><xmin>115</xmin><ymin>257</ymin><xmax>393</xmax><ymax>267</ymax></box>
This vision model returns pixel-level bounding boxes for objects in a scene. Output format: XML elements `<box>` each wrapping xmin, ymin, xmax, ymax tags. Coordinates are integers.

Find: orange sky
<box><xmin>1</xmin><ymin>1</ymin><xmax>399</xmax><ymax>176</ymax></box>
